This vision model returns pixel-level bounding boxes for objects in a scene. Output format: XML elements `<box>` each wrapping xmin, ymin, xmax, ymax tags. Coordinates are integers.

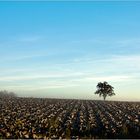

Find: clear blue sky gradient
<box><xmin>0</xmin><ymin>1</ymin><xmax>140</xmax><ymax>101</ymax></box>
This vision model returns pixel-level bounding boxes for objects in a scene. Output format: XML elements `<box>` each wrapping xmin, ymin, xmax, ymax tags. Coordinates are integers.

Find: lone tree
<box><xmin>95</xmin><ymin>81</ymin><xmax>115</xmax><ymax>100</ymax></box>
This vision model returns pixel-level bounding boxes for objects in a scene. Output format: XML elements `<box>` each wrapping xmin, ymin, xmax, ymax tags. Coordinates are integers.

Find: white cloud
<box><xmin>2</xmin><ymin>84</ymin><xmax>78</xmax><ymax>91</ymax></box>
<box><xmin>84</xmin><ymin>75</ymin><xmax>133</xmax><ymax>82</ymax></box>
<box><xmin>0</xmin><ymin>72</ymin><xmax>84</xmax><ymax>82</ymax></box>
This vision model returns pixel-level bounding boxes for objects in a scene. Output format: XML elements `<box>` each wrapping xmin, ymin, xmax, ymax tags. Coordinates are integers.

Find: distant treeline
<box><xmin>0</xmin><ymin>90</ymin><xmax>16</xmax><ymax>98</ymax></box>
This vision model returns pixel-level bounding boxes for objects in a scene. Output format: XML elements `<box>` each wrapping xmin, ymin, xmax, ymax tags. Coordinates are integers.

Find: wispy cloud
<box><xmin>18</xmin><ymin>37</ymin><xmax>40</xmax><ymax>42</ymax></box>
<box><xmin>16</xmin><ymin>35</ymin><xmax>45</xmax><ymax>43</ymax></box>
<box><xmin>0</xmin><ymin>53</ymin><xmax>48</xmax><ymax>63</ymax></box>
<box><xmin>117</xmin><ymin>38</ymin><xmax>140</xmax><ymax>47</ymax></box>
<box><xmin>84</xmin><ymin>75</ymin><xmax>133</xmax><ymax>82</ymax></box>
<box><xmin>2</xmin><ymin>84</ymin><xmax>79</xmax><ymax>91</ymax></box>
<box><xmin>0</xmin><ymin>72</ymin><xmax>84</xmax><ymax>82</ymax></box>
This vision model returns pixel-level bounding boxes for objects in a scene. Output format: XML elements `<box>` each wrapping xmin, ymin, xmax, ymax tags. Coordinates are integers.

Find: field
<box><xmin>0</xmin><ymin>97</ymin><xmax>140</xmax><ymax>139</ymax></box>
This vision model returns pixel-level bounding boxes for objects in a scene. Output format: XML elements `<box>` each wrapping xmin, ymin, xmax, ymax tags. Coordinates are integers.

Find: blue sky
<box><xmin>0</xmin><ymin>1</ymin><xmax>140</xmax><ymax>101</ymax></box>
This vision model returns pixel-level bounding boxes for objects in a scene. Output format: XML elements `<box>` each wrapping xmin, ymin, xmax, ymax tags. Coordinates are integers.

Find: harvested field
<box><xmin>0</xmin><ymin>97</ymin><xmax>140</xmax><ymax>139</ymax></box>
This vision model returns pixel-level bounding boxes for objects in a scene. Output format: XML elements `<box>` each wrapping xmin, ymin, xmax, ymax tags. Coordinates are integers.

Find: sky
<box><xmin>0</xmin><ymin>1</ymin><xmax>140</xmax><ymax>101</ymax></box>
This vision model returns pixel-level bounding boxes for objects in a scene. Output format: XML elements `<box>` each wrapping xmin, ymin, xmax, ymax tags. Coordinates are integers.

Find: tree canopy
<box><xmin>95</xmin><ymin>81</ymin><xmax>115</xmax><ymax>100</ymax></box>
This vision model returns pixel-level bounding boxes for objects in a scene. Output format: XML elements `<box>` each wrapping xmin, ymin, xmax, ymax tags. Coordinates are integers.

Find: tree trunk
<box><xmin>103</xmin><ymin>96</ymin><xmax>106</xmax><ymax>101</ymax></box>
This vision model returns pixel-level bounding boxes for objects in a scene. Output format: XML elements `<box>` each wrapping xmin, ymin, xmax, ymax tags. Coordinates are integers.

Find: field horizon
<box><xmin>15</xmin><ymin>96</ymin><xmax>140</xmax><ymax>103</ymax></box>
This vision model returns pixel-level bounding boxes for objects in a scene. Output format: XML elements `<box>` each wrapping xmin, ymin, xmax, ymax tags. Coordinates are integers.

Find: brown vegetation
<box><xmin>0</xmin><ymin>97</ymin><xmax>140</xmax><ymax>139</ymax></box>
